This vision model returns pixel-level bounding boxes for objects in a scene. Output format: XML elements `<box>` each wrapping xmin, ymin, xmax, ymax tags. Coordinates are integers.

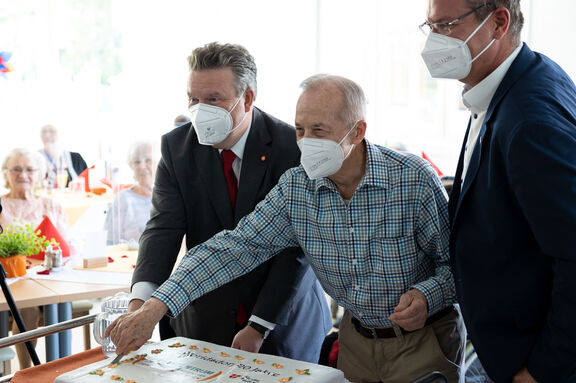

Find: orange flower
<box><xmin>202</xmin><ymin>348</ymin><xmax>212</xmax><ymax>353</ymax></box>
<box><xmin>296</xmin><ymin>369</ymin><xmax>311</xmax><ymax>375</ymax></box>
<box><xmin>253</xmin><ymin>359</ymin><xmax>265</xmax><ymax>364</ymax></box>
<box><xmin>234</xmin><ymin>355</ymin><xmax>245</xmax><ymax>360</ymax></box>
<box><xmin>272</xmin><ymin>363</ymin><xmax>284</xmax><ymax>369</ymax></box>
<box><xmin>278</xmin><ymin>378</ymin><xmax>293</xmax><ymax>382</ymax></box>
<box><xmin>189</xmin><ymin>345</ymin><xmax>199</xmax><ymax>350</ymax></box>
<box><xmin>220</xmin><ymin>352</ymin><xmax>230</xmax><ymax>357</ymax></box>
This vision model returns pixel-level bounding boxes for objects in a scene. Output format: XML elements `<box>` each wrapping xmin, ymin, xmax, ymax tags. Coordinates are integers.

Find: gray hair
<box><xmin>300</xmin><ymin>74</ymin><xmax>366</xmax><ymax>126</ymax></box>
<box><xmin>127</xmin><ymin>140</ymin><xmax>155</xmax><ymax>164</ymax></box>
<box><xmin>188</xmin><ymin>42</ymin><xmax>258</xmax><ymax>99</ymax></box>
<box><xmin>2</xmin><ymin>147</ymin><xmax>46</xmax><ymax>189</ymax></box>
<box><xmin>466</xmin><ymin>1</ymin><xmax>524</xmax><ymax>46</ymax></box>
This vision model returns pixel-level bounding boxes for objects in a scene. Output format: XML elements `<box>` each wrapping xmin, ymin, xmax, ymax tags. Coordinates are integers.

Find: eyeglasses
<box><xmin>8</xmin><ymin>167</ymin><xmax>39</xmax><ymax>175</ymax></box>
<box><xmin>419</xmin><ymin>3</ymin><xmax>494</xmax><ymax>35</ymax></box>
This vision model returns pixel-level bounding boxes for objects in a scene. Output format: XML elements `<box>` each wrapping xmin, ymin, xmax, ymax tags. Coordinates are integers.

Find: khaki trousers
<box><xmin>338</xmin><ymin>308</ymin><xmax>466</xmax><ymax>383</ymax></box>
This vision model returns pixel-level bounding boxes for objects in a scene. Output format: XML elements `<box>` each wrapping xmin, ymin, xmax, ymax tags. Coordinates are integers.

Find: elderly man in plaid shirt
<box><xmin>107</xmin><ymin>74</ymin><xmax>465</xmax><ymax>383</ymax></box>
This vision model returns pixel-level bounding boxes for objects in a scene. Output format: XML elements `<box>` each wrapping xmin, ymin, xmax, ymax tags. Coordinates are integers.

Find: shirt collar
<box><xmin>218</xmin><ymin>121</ymin><xmax>252</xmax><ymax>160</ymax></box>
<box><xmin>462</xmin><ymin>44</ymin><xmax>522</xmax><ymax>114</ymax></box>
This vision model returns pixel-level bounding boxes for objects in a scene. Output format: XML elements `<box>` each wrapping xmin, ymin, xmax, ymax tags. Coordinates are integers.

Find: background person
<box><xmin>104</xmin><ymin>140</ymin><xmax>155</xmax><ymax>246</ymax></box>
<box><xmin>129</xmin><ymin>42</ymin><xmax>331</xmax><ymax>363</ymax></box>
<box><xmin>108</xmin><ymin>74</ymin><xmax>465</xmax><ymax>383</ymax></box>
<box><xmin>39</xmin><ymin>124</ymin><xmax>88</xmax><ymax>188</ymax></box>
<box><xmin>0</xmin><ymin>147</ymin><xmax>68</xmax><ymax>369</ymax></box>
<box><xmin>421</xmin><ymin>0</ymin><xmax>576</xmax><ymax>381</ymax></box>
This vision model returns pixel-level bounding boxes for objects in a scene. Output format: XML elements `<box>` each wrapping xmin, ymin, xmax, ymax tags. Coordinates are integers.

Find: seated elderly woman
<box><xmin>104</xmin><ymin>141</ymin><xmax>155</xmax><ymax>246</ymax></box>
<box><xmin>0</xmin><ymin>147</ymin><xmax>68</xmax><ymax>369</ymax></box>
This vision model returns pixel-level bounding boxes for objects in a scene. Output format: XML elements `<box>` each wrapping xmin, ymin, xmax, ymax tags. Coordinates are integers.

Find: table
<box><xmin>0</xmin><ymin>246</ymin><xmax>133</xmax><ymax>362</ymax></box>
<box><xmin>10</xmin><ymin>347</ymin><xmax>105</xmax><ymax>383</ymax></box>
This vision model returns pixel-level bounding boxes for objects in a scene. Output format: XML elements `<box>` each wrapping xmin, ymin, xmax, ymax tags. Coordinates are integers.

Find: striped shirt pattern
<box><xmin>153</xmin><ymin>140</ymin><xmax>454</xmax><ymax>327</ymax></box>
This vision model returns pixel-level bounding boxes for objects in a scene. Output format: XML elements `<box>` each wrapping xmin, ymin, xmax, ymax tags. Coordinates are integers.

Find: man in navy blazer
<box><xmin>422</xmin><ymin>1</ymin><xmax>576</xmax><ymax>382</ymax></box>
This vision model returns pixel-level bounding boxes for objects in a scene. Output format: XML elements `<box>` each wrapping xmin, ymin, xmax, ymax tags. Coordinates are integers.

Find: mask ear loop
<box><xmin>339</xmin><ymin>121</ymin><xmax>360</xmax><ymax>160</ymax></box>
<box><xmin>464</xmin><ymin>11</ymin><xmax>496</xmax><ymax>63</ymax></box>
<box><xmin>228</xmin><ymin>90</ymin><xmax>249</xmax><ymax>133</ymax></box>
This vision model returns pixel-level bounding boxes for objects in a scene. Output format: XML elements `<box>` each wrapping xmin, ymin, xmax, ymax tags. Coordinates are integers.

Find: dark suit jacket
<box><xmin>69</xmin><ymin>151</ymin><xmax>87</xmax><ymax>176</ymax></box>
<box><xmin>449</xmin><ymin>44</ymin><xmax>576</xmax><ymax>382</ymax></box>
<box><xmin>132</xmin><ymin>107</ymin><xmax>326</xmax><ymax>354</ymax></box>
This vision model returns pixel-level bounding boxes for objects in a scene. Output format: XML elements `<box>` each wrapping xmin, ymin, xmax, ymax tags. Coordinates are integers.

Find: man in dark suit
<box><xmin>421</xmin><ymin>1</ymin><xmax>576</xmax><ymax>382</ymax></box>
<box><xmin>130</xmin><ymin>42</ymin><xmax>331</xmax><ymax>363</ymax></box>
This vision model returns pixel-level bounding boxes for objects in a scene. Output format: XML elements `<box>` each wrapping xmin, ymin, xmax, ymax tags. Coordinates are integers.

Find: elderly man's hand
<box><xmin>388</xmin><ymin>289</ymin><xmax>428</xmax><ymax>331</ymax></box>
<box><xmin>104</xmin><ymin>297</ymin><xmax>168</xmax><ymax>355</ymax></box>
<box><xmin>231</xmin><ymin>325</ymin><xmax>265</xmax><ymax>353</ymax></box>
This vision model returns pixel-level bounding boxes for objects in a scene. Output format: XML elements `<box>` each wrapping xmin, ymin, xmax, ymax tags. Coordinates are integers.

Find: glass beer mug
<box><xmin>93</xmin><ymin>292</ymin><xmax>131</xmax><ymax>357</ymax></box>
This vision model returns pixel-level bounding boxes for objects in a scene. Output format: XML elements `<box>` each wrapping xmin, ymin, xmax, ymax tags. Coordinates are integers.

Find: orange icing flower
<box><xmin>168</xmin><ymin>342</ymin><xmax>185</xmax><ymax>348</ymax></box>
<box><xmin>107</xmin><ymin>363</ymin><xmax>119</xmax><ymax>368</ymax></box>
<box><xmin>189</xmin><ymin>345</ymin><xmax>199</xmax><ymax>350</ymax></box>
<box><xmin>110</xmin><ymin>375</ymin><xmax>124</xmax><ymax>381</ymax></box>
<box><xmin>220</xmin><ymin>352</ymin><xmax>230</xmax><ymax>357</ymax></box>
<box><xmin>89</xmin><ymin>369</ymin><xmax>105</xmax><ymax>376</ymax></box>
<box><xmin>126</xmin><ymin>381</ymin><xmax>136</xmax><ymax>383</ymax></box>
<box><xmin>278</xmin><ymin>378</ymin><xmax>293</xmax><ymax>382</ymax></box>
<box><xmin>253</xmin><ymin>359</ymin><xmax>265</xmax><ymax>364</ymax></box>
<box><xmin>272</xmin><ymin>363</ymin><xmax>284</xmax><ymax>369</ymax></box>
<box><xmin>202</xmin><ymin>348</ymin><xmax>211</xmax><ymax>353</ymax></box>
<box><xmin>234</xmin><ymin>355</ymin><xmax>245</xmax><ymax>360</ymax></box>
<box><xmin>132</xmin><ymin>354</ymin><xmax>147</xmax><ymax>365</ymax></box>
<box><xmin>296</xmin><ymin>369</ymin><xmax>311</xmax><ymax>375</ymax></box>
<box><xmin>151</xmin><ymin>349</ymin><xmax>163</xmax><ymax>354</ymax></box>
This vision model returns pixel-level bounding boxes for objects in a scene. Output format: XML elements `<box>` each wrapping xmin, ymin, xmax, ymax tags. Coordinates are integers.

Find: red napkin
<box><xmin>30</xmin><ymin>216</ymin><xmax>70</xmax><ymax>260</ymax></box>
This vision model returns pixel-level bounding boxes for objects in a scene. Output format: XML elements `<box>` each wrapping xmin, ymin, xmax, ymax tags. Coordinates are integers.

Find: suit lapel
<box><xmin>449</xmin><ymin>119</ymin><xmax>470</xmax><ymax>226</ymax></box>
<box><xmin>235</xmin><ymin>108</ymin><xmax>272</xmax><ymax>223</ymax></box>
<box><xmin>451</xmin><ymin>44</ymin><xmax>534</xmax><ymax>227</ymax></box>
<box><xmin>191</xmin><ymin>138</ymin><xmax>235</xmax><ymax>229</ymax></box>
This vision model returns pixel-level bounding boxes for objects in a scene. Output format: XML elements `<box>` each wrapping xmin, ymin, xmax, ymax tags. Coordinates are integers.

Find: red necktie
<box><xmin>221</xmin><ymin>150</ymin><xmax>238</xmax><ymax>211</ymax></box>
<box><xmin>221</xmin><ymin>150</ymin><xmax>246</xmax><ymax>324</ymax></box>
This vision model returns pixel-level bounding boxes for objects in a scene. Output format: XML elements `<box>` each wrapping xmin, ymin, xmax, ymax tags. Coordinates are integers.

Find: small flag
<box><xmin>422</xmin><ymin>151</ymin><xmax>444</xmax><ymax>177</ymax></box>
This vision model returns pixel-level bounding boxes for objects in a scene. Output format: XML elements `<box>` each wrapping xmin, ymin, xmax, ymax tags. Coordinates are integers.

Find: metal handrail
<box><xmin>0</xmin><ymin>314</ymin><xmax>97</xmax><ymax>349</ymax></box>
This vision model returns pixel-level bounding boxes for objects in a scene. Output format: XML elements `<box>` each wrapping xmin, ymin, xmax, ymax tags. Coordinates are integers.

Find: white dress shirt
<box><xmin>461</xmin><ymin>44</ymin><xmax>522</xmax><ymax>184</ymax></box>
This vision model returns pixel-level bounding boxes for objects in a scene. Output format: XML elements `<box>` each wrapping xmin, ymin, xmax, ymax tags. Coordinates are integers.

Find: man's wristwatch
<box><xmin>247</xmin><ymin>321</ymin><xmax>271</xmax><ymax>339</ymax></box>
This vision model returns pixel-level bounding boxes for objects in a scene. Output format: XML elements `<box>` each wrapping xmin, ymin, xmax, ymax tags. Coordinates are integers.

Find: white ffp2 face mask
<box><xmin>297</xmin><ymin>123</ymin><xmax>357</xmax><ymax>180</ymax></box>
<box><xmin>189</xmin><ymin>93</ymin><xmax>246</xmax><ymax>145</ymax></box>
<box><xmin>421</xmin><ymin>11</ymin><xmax>495</xmax><ymax>80</ymax></box>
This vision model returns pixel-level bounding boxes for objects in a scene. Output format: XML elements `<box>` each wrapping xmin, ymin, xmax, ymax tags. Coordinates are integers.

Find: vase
<box><xmin>0</xmin><ymin>254</ymin><xmax>27</xmax><ymax>278</ymax></box>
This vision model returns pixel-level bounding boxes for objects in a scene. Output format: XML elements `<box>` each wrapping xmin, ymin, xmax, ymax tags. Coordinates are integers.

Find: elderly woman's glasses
<box><xmin>419</xmin><ymin>3</ymin><xmax>494</xmax><ymax>35</ymax></box>
<box><xmin>8</xmin><ymin>167</ymin><xmax>38</xmax><ymax>175</ymax></box>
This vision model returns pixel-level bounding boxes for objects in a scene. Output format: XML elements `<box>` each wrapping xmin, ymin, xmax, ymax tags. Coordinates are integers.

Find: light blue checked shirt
<box><xmin>153</xmin><ymin>140</ymin><xmax>454</xmax><ymax>327</ymax></box>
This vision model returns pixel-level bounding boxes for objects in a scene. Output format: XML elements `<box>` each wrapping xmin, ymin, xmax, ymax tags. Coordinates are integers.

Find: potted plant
<box><xmin>0</xmin><ymin>222</ymin><xmax>52</xmax><ymax>278</ymax></box>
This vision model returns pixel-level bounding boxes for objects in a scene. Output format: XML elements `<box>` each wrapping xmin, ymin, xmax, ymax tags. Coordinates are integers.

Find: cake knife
<box><xmin>110</xmin><ymin>353</ymin><xmax>124</xmax><ymax>365</ymax></box>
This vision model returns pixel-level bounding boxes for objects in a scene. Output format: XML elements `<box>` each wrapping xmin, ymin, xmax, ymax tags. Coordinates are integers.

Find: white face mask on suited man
<box><xmin>189</xmin><ymin>92</ymin><xmax>247</xmax><ymax>146</ymax></box>
<box><xmin>421</xmin><ymin>11</ymin><xmax>495</xmax><ymax>80</ymax></box>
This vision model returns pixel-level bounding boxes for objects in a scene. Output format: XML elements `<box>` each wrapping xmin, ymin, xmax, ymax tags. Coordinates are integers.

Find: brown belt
<box><xmin>351</xmin><ymin>306</ymin><xmax>455</xmax><ymax>339</ymax></box>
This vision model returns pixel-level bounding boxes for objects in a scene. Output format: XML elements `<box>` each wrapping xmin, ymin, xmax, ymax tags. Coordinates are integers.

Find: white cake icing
<box><xmin>55</xmin><ymin>337</ymin><xmax>348</xmax><ymax>383</ymax></box>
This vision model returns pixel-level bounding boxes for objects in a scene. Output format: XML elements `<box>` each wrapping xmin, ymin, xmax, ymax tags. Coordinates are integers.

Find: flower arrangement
<box><xmin>0</xmin><ymin>222</ymin><xmax>53</xmax><ymax>258</ymax></box>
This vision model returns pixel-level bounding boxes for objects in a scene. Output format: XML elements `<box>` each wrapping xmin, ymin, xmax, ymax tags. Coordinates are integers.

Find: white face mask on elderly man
<box><xmin>297</xmin><ymin>123</ymin><xmax>357</xmax><ymax>180</ymax></box>
<box><xmin>421</xmin><ymin>11</ymin><xmax>495</xmax><ymax>80</ymax></box>
<box><xmin>189</xmin><ymin>92</ymin><xmax>246</xmax><ymax>146</ymax></box>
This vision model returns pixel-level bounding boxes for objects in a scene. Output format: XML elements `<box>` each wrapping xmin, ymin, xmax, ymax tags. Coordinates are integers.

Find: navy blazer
<box><xmin>449</xmin><ymin>44</ymin><xmax>576</xmax><ymax>382</ymax></box>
